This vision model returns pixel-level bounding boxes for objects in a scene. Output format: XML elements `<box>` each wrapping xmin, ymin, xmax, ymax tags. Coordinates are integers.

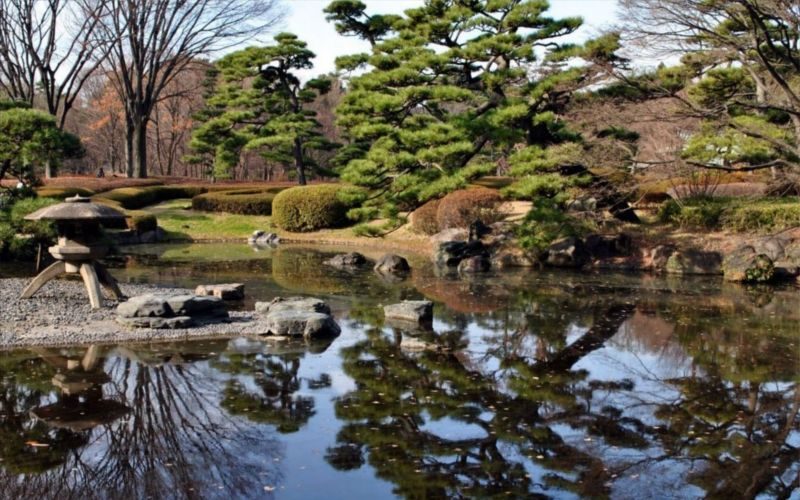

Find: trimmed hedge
<box><xmin>272</xmin><ymin>184</ymin><xmax>359</xmax><ymax>232</ymax></box>
<box><xmin>436</xmin><ymin>187</ymin><xmax>504</xmax><ymax>230</ymax></box>
<box><xmin>95</xmin><ymin>185</ymin><xmax>208</xmax><ymax>210</ymax></box>
<box><xmin>411</xmin><ymin>198</ymin><xmax>442</xmax><ymax>235</ymax></box>
<box><xmin>36</xmin><ymin>187</ymin><xmax>95</xmax><ymax>199</ymax></box>
<box><xmin>191</xmin><ymin>187</ymin><xmax>285</xmax><ymax>215</ymax></box>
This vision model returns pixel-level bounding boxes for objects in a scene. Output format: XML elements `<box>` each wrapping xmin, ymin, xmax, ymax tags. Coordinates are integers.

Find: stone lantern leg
<box><xmin>19</xmin><ymin>195</ymin><xmax>128</xmax><ymax>309</ymax></box>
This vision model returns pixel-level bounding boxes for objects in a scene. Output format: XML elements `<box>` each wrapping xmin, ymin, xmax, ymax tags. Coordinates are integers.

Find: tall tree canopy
<box><xmin>98</xmin><ymin>0</ymin><xmax>283</xmax><ymax>179</ymax></box>
<box><xmin>619</xmin><ymin>0</ymin><xmax>800</xmax><ymax>178</ymax></box>
<box><xmin>190</xmin><ymin>33</ymin><xmax>337</xmax><ymax>183</ymax></box>
<box><xmin>325</xmin><ymin>0</ymin><xmax>626</xmax><ymax>220</ymax></box>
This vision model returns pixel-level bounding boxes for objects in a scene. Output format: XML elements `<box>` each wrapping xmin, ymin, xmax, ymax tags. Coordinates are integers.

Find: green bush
<box><xmin>411</xmin><ymin>198</ymin><xmax>441</xmax><ymax>235</ymax></box>
<box><xmin>659</xmin><ymin>197</ymin><xmax>800</xmax><ymax>233</ymax></box>
<box><xmin>436</xmin><ymin>187</ymin><xmax>504</xmax><ymax>229</ymax></box>
<box><xmin>0</xmin><ymin>196</ymin><xmax>59</xmax><ymax>260</ymax></box>
<box><xmin>96</xmin><ymin>185</ymin><xmax>208</xmax><ymax>210</ymax></box>
<box><xmin>128</xmin><ymin>213</ymin><xmax>158</xmax><ymax>233</ymax></box>
<box><xmin>191</xmin><ymin>187</ymin><xmax>285</xmax><ymax>215</ymax></box>
<box><xmin>272</xmin><ymin>184</ymin><xmax>361</xmax><ymax>232</ymax></box>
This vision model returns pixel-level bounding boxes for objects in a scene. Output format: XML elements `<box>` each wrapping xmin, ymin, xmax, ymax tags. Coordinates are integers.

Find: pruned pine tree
<box><xmin>324</xmin><ymin>0</ymin><xmax>628</xmax><ymax>225</ymax></box>
<box><xmin>190</xmin><ymin>33</ymin><xmax>338</xmax><ymax>184</ymax></box>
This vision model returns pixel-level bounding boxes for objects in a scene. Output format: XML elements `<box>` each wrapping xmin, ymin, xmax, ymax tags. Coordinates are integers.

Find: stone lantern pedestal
<box><xmin>20</xmin><ymin>196</ymin><xmax>127</xmax><ymax>309</ymax></box>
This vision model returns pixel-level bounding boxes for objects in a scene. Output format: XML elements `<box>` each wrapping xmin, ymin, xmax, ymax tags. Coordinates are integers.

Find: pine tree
<box><xmin>189</xmin><ymin>33</ymin><xmax>337</xmax><ymax>183</ymax></box>
<box><xmin>325</xmin><ymin>0</ymin><xmax>626</xmax><ymax>221</ymax></box>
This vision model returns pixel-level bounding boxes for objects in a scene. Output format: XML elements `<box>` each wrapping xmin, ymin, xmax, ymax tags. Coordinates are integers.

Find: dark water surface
<box><xmin>1</xmin><ymin>243</ymin><xmax>798</xmax><ymax>499</ymax></box>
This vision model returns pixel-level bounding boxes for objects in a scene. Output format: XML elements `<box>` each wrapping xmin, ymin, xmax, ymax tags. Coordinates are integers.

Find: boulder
<box><xmin>116</xmin><ymin>293</ymin><xmax>229</xmax><ymax>328</ymax></box>
<box><xmin>490</xmin><ymin>245</ymin><xmax>535</xmax><ymax>268</ymax></box>
<box><xmin>139</xmin><ymin>227</ymin><xmax>165</xmax><ymax>244</ymax></box>
<box><xmin>384</xmin><ymin>300</ymin><xmax>433</xmax><ymax>327</ymax></box>
<box><xmin>195</xmin><ymin>283</ymin><xmax>245</xmax><ymax>301</ymax></box>
<box><xmin>167</xmin><ymin>295</ymin><xmax>228</xmax><ymax>318</ymax></box>
<box><xmin>262</xmin><ymin>311</ymin><xmax>341</xmax><ymax>338</ymax></box>
<box><xmin>116</xmin><ymin>316</ymin><xmax>194</xmax><ymax>329</ymax></box>
<box><xmin>256</xmin><ymin>296</ymin><xmax>331</xmax><ymax>315</ymax></box>
<box><xmin>584</xmin><ymin>233</ymin><xmax>632</xmax><ymax>259</ymax></box>
<box><xmin>665</xmin><ymin>249</ymin><xmax>723</xmax><ymax>275</ymax></box>
<box><xmin>324</xmin><ymin>252</ymin><xmax>369</xmax><ymax>269</ymax></box>
<box><xmin>545</xmin><ymin>237</ymin><xmax>589</xmax><ymax>268</ymax></box>
<box><xmin>434</xmin><ymin>241</ymin><xmax>487</xmax><ymax>268</ymax></box>
<box><xmin>753</xmin><ymin>237</ymin><xmax>785</xmax><ymax>261</ymax></box>
<box><xmin>648</xmin><ymin>245</ymin><xmax>676</xmax><ymax>272</ymax></box>
<box><xmin>254</xmin><ymin>297</ymin><xmax>339</xmax><ymax>339</ymax></box>
<box><xmin>116</xmin><ymin>295</ymin><xmax>171</xmax><ymax>318</ymax></box>
<box><xmin>457</xmin><ymin>255</ymin><xmax>491</xmax><ymax>274</ymax></box>
<box><xmin>723</xmin><ymin>245</ymin><xmax>775</xmax><ymax>283</ymax></box>
<box><xmin>249</xmin><ymin>232</ymin><xmax>280</xmax><ymax>246</ymax></box>
<box><xmin>374</xmin><ymin>254</ymin><xmax>410</xmax><ymax>275</ymax></box>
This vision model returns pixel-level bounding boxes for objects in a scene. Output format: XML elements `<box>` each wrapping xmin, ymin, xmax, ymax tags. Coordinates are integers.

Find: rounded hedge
<box><xmin>436</xmin><ymin>187</ymin><xmax>503</xmax><ymax>229</ymax></box>
<box><xmin>411</xmin><ymin>198</ymin><xmax>442</xmax><ymax>235</ymax></box>
<box><xmin>191</xmin><ymin>188</ymin><xmax>284</xmax><ymax>215</ymax></box>
<box><xmin>272</xmin><ymin>184</ymin><xmax>355</xmax><ymax>232</ymax></box>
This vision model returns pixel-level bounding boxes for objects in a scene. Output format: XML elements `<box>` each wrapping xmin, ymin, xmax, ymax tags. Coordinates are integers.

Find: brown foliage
<box><xmin>436</xmin><ymin>188</ymin><xmax>503</xmax><ymax>230</ymax></box>
<box><xmin>411</xmin><ymin>198</ymin><xmax>442</xmax><ymax>235</ymax></box>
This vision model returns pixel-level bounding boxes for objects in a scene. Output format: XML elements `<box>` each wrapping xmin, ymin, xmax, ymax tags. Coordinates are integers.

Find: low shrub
<box><xmin>96</xmin><ymin>185</ymin><xmax>208</xmax><ymax>210</ymax></box>
<box><xmin>42</xmin><ymin>176</ymin><xmax>162</xmax><ymax>193</ymax></box>
<box><xmin>411</xmin><ymin>198</ymin><xmax>441</xmax><ymax>235</ymax></box>
<box><xmin>436</xmin><ymin>187</ymin><xmax>504</xmax><ymax>230</ymax></box>
<box><xmin>191</xmin><ymin>187</ymin><xmax>285</xmax><ymax>215</ymax></box>
<box><xmin>128</xmin><ymin>213</ymin><xmax>158</xmax><ymax>233</ymax></box>
<box><xmin>0</xmin><ymin>196</ymin><xmax>59</xmax><ymax>259</ymax></box>
<box><xmin>659</xmin><ymin>197</ymin><xmax>800</xmax><ymax>233</ymax></box>
<box><xmin>272</xmin><ymin>184</ymin><xmax>361</xmax><ymax>232</ymax></box>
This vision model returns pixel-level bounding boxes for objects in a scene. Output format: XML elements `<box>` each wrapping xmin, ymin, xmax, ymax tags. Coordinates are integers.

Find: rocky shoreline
<box><xmin>0</xmin><ymin>278</ymin><xmax>321</xmax><ymax>349</ymax></box>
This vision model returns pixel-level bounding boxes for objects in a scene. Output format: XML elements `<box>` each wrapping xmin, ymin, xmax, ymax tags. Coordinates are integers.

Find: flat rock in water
<box><xmin>255</xmin><ymin>297</ymin><xmax>339</xmax><ymax>339</ymax></box>
<box><xmin>384</xmin><ymin>300</ymin><xmax>433</xmax><ymax>326</ymax></box>
<box><xmin>324</xmin><ymin>252</ymin><xmax>369</xmax><ymax>268</ymax></box>
<box><xmin>195</xmin><ymin>283</ymin><xmax>245</xmax><ymax>300</ymax></box>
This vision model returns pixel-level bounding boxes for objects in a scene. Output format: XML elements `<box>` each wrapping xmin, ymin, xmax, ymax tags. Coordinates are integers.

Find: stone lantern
<box><xmin>20</xmin><ymin>195</ymin><xmax>126</xmax><ymax>309</ymax></box>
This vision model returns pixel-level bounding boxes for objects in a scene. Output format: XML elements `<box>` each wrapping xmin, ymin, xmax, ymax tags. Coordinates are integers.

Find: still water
<box><xmin>1</xmin><ymin>243</ymin><xmax>798</xmax><ymax>499</ymax></box>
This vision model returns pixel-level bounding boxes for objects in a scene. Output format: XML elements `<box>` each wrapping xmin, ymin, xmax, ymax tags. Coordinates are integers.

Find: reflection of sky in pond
<box><xmin>0</xmin><ymin>245</ymin><xmax>798</xmax><ymax>498</ymax></box>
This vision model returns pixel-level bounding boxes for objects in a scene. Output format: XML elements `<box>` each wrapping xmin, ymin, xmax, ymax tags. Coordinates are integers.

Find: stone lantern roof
<box><xmin>24</xmin><ymin>195</ymin><xmax>125</xmax><ymax>223</ymax></box>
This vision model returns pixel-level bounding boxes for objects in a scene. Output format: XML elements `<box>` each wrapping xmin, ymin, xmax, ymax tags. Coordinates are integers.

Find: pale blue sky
<box><xmin>283</xmin><ymin>0</ymin><xmax>621</xmax><ymax>78</ymax></box>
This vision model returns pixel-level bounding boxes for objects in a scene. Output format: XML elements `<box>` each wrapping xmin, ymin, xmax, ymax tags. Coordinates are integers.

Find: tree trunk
<box><xmin>294</xmin><ymin>138</ymin><xmax>306</xmax><ymax>185</ymax></box>
<box><xmin>44</xmin><ymin>160</ymin><xmax>56</xmax><ymax>179</ymax></box>
<box><xmin>125</xmin><ymin>123</ymin><xmax>135</xmax><ymax>178</ymax></box>
<box><xmin>131</xmin><ymin>119</ymin><xmax>148</xmax><ymax>178</ymax></box>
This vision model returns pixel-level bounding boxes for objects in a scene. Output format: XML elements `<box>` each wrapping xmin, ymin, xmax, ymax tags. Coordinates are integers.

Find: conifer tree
<box><xmin>325</xmin><ymin>0</ymin><xmax>626</xmax><ymax>221</ymax></box>
<box><xmin>189</xmin><ymin>33</ymin><xmax>337</xmax><ymax>183</ymax></box>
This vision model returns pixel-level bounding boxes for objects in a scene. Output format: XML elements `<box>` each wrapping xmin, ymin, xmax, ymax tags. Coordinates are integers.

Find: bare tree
<box><xmin>618</xmin><ymin>0</ymin><xmax>800</xmax><ymax>176</ymax></box>
<box><xmin>0</xmin><ymin>0</ymin><xmax>112</xmax><ymax>177</ymax></box>
<box><xmin>99</xmin><ymin>0</ymin><xmax>284</xmax><ymax>179</ymax></box>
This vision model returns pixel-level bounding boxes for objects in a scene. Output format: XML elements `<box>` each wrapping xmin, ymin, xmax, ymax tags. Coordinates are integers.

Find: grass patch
<box><xmin>147</xmin><ymin>201</ymin><xmax>274</xmax><ymax>240</ymax></box>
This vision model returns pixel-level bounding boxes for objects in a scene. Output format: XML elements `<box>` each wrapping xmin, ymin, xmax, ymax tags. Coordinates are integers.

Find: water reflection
<box><xmin>0</xmin><ymin>247</ymin><xmax>797</xmax><ymax>498</ymax></box>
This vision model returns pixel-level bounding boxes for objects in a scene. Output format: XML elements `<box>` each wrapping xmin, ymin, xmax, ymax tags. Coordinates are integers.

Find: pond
<box><xmin>0</xmin><ymin>243</ymin><xmax>798</xmax><ymax>499</ymax></box>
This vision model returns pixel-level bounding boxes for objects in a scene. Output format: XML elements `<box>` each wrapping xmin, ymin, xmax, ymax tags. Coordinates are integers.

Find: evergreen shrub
<box><xmin>96</xmin><ymin>185</ymin><xmax>208</xmax><ymax>210</ymax></box>
<box><xmin>191</xmin><ymin>187</ymin><xmax>285</xmax><ymax>215</ymax></box>
<box><xmin>272</xmin><ymin>184</ymin><xmax>359</xmax><ymax>232</ymax></box>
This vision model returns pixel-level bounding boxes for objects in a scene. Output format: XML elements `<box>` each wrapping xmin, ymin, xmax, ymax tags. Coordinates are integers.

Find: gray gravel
<box><xmin>0</xmin><ymin>278</ymin><xmax>278</xmax><ymax>349</ymax></box>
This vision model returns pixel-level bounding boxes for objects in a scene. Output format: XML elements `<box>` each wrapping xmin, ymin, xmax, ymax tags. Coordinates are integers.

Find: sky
<box><xmin>282</xmin><ymin>0</ymin><xmax>622</xmax><ymax>79</ymax></box>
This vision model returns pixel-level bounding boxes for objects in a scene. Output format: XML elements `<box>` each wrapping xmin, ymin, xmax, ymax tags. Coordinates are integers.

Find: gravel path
<box><xmin>0</xmin><ymin>278</ymin><xmax>275</xmax><ymax>349</ymax></box>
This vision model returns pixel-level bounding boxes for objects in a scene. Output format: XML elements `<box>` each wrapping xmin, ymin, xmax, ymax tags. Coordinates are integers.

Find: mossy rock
<box><xmin>722</xmin><ymin>246</ymin><xmax>775</xmax><ymax>283</ymax></box>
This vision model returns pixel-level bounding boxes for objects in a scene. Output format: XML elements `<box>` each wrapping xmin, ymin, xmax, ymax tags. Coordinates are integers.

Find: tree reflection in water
<box><xmin>0</xmin><ymin>342</ymin><xmax>282</xmax><ymax>499</ymax></box>
<box><xmin>331</xmin><ymin>280</ymin><xmax>799</xmax><ymax>499</ymax></box>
